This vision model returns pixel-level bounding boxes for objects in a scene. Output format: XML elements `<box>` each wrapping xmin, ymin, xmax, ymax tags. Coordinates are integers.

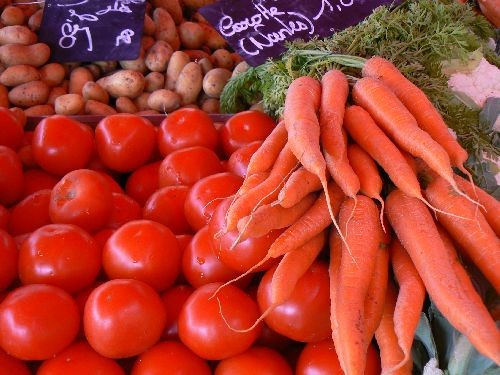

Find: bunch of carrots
<box><xmin>213</xmin><ymin>56</ymin><xmax>500</xmax><ymax>374</ymax></box>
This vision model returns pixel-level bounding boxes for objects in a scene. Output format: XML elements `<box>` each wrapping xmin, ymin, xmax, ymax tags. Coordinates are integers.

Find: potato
<box><xmin>199</xmin><ymin>23</ymin><xmax>227</xmax><ymax>50</ymax></box>
<box><xmin>116</xmin><ymin>96</ymin><xmax>138</xmax><ymax>113</ymax></box>
<box><xmin>143</xmin><ymin>14</ymin><xmax>156</xmax><ymax>36</ymax></box>
<box><xmin>178</xmin><ymin>21</ymin><xmax>205</xmax><ymax>50</ymax></box>
<box><xmin>175</xmin><ymin>62</ymin><xmax>203</xmax><ymax>105</ymax></box>
<box><xmin>0</xmin><ymin>42</ymin><xmax>49</xmax><ymax>67</ymax></box>
<box><xmin>183</xmin><ymin>49</ymin><xmax>210</xmax><ymax>61</ymax></box>
<box><xmin>198</xmin><ymin>57</ymin><xmax>213</xmax><ymax>75</ymax></box>
<box><xmin>8</xmin><ymin>80</ymin><xmax>50</xmax><ymax>108</ymax></box>
<box><xmin>39</xmin><ymin>63</ymin><xmax>66</xmax><ymax>87</ymax></box>
<box><xmin>145</xmin><ymin>40</ymin><xmax>173</xmax><ymax>72</ymax></box>
<box><xmin>152</xmin><ymin>0</ymin><xmax>183</xmax><ymax>25</ymax></box>
<box><xmin>135</xmin><ymin>109</ymin><xmax>160</xmax><ymax>115</ymax></box>
<box><xmin>231</xmin><ymin>53</ymin><xmax>244</xmax><ymax>65</ymax></box>
<box><xmin>120</xmin><ymin>49</ymin><xmax>147</xmax><ymax>73</ymax></box>
<box><xmin>182</xmin><ymin>0</ymin><xmax>216</xmax><ymax>10</ymax></box>
<box><xmin>94</xmin><ymin>61</ymin><xmax>118</xmax><ymax>74</ymax></box>
<box><xmin>211</xmin><ymin>49</ymin><xmax>233</xmax><ymax>70</ymax></box>
<box><xmin>28</xmin><ymin>8</ymin><xmax>43</xmax><ymax>31</ymax></box>
<box><xmin>165</xmin><ymin>50</ymin><xmax>190</xmax><ymax>90</ymax></box>
<box><xmin>133</xmin><ymin>92</ymin><xmax>151</xmax><ymax>111</ymax></box>
<box><xmin>69</xmin><ymin>67</ymin><xmax>94</xmax><ymax>95</ymax></box>
<box><xmin>85</xmin><ymin>100</ymin><xmax>117</xmax><ymax>115</ymax></box>
<box><xmin>144</xmin><ymin>71</ymin><xmax>165</xmax><ymax>92</ymax></box>
<box><xmin>147</xmin><ymin>89</ymin><xmax>181</xmax><ymax>113</ymax></box>
<box><xmin>202</xmin><ymin>68</ymin><xmax>232</xmax><ymax>98</ymax></box>
<box><xmin>1</xmin><ymin>6</ymin><xmax>26</xmax><ymax>26</ymax></box>
<box><xmin>24</xmin><ymin>104</ymin><xmax>55</xmax><ymax>117</ymax></box>
<box><xmin>85</xmin><ymin>64</ymin><xmax>102</xmax><ymax>80</ymax></box>
<box><xmin>0</xmin><ymin>25</ymin><xmax>37</xmax><ymax>45</ymax></box>
<box><xmin>154</xmin><ymin>8</ymin><xmax>180</xmax><ymax>51</ymax></box>
<box><xmin>141</xmin><ymin>35</ymin><xmax>155</xmax><ymax>51</ymax></box>
<box><xmin>0</xmin><ymin>83</ymin><xmax>9</xmax><ymax>107</ymax></box>
<box><xmin>232</xmin><ymin>61</ymin><xmax>249</xmax><ymax>77</ymax></box>
<box><xmin>200</xmin><ymin>97</ymin><xmax>220</xmax><ymax>113</ymax></box>
<box><xmin>18</xmin><ymin>4</ymin><xmax>39</xmax><ymax>18</ymax></box>
<box><xmin>47</xmin><ymin>86</ymin><xmax>67</xmax><ymax>106</ymax></box>
<box><xmin>82</xmin><ymin>81</ymin><xmax>109</xmax><ymax>104</ymax></box>
<box><xmin>54</xmin><ymin>94</ymin><xmax>85</xmax><ymax>115</ymax></box>
<box><xmin>0</xmin><ymin>65</ymin><xmax>40</xmax><ymax>87</ymax></box>
<box><xmin>97</xmin><ymin>69</ymin><xmax>145</xmax><ymax>99</ymax></box>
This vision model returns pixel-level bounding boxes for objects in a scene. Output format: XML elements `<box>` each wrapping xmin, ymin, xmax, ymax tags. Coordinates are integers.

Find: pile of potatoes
<box><xmin>0</xmin><ymin>0</ymin><xmax>250</xmax><ymax>117</ymax></box>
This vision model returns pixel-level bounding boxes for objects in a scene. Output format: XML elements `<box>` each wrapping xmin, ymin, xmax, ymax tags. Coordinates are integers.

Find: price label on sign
<box><xmin>38</xmin><ymin>0</ymin><xmax>146</xmax><ymax>63</ymax></box>
<box><xmin>199</xmin><ymin>0</ymin><xmax>401</xmax><ymax>66</ymax></box>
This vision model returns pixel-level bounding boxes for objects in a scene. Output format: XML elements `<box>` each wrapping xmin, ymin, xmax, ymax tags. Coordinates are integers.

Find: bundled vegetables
<box><xmin>213</xmin><ymin>56</ymin><xmax>500</xmax><ymax>374</ymax></box>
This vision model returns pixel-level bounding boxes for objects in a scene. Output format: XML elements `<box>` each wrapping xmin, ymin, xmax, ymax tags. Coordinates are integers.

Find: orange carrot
<box><xmin>277</xmin><ymin>166</ymin><xmax>322</xmax><ymax>208</ymax></box>
<box><xmin>236</xmin><ymin>192</ymin><xmax>317</xmax><ymax>240</ymax></box>
<box><xmin>352</xmin><ymin>77</ymin><xmax>476</xmax><ymax>206</ymax></box>
<box><xmin>320</xmin><ymin>69</ymin><xmax>360</xmax><ymax>200</ymax></box>
<box><xmin>361</xmin><ymin>56</ymin><xmax>470</xmax><ymax>176</ymax></box>
<box><xmin>267</xmin><ymin>181</ymin><xmax>345</xmax><ymax>258</ymax></box>
<box><xmin>246</xmin><ymin>121</ymin><xmax>287</xmax><ymax>176</ymax></box>
<box><xmin>335</xmin><ymin>195</ymin><xmax>381</xmax><ymax>375</ymax></box>
<box><xmin>386</xmin><ymin>188</ymin><xmax>500</xmax><ymax>363</ymax></box>
<box><xmin>390</xmin><ymin>238</ymin><xmax>426</xmax><ymax>370</ymax></box>
<box><xmin>375</xmin><ymin>280</ymin><xmax>413</xmax><ymax>375</ymax></box>
<box><xmin>238</xmin><ymin>171</ymin><xmax>269</xmax><ymax>196</ymax></box>
<box><xmin>329</xmin><ymin>229</ymin><xmax>343</xmax><ymax>369</ymax></box>
<box><xmin>225</xmin><ymin>144</ymin><xmax>298</xmax><ymax>231</ymax></box>
<box><xmin>424</xmin><ymin>175</ymin><xmax>500</xmax><ymax>293</ymax></box>
<box><xmin>454</xmin><ymin>174</ymin><xmax>500</xmax><ymax>237</ymax></box>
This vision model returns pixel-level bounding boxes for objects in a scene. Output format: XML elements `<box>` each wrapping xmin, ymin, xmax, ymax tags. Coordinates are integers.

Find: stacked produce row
<box><xmin>0</xmin><ymin>0</ymin><xmax>250</xmax><ymax>117</ymax></box>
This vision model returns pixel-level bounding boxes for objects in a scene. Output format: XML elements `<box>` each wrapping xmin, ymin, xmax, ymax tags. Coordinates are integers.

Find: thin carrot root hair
<box><xmin>375</xmin><ymin>195</ymin><xmax>386</xmax><ymax>233</ymax></box>
<box><xmin>202</xmin><ymin>196</ymin><xmax>235</xmax><ymax>219</ymax></box>
<box><xmin>343</xmin><ymin>195</ymin><xmax>358</xmax><ymax>239</ymax></box>
<box><xmin>419</xmin><ymin>195</ymin><xmax>474</xmax><ymax>222</ymax></box>
<box><xmin>216</xmin><ymin>296</ymin><xmax>269</xmax><ymax>333</ymax></box>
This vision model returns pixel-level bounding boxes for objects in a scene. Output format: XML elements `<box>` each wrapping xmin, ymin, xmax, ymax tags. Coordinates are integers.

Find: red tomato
<box><xmin>0</xmin><ymin>205</ymin><xmax>9</xmax><ymax>230</ymax></box>
<box><xmin>0</xmin><ymin>107</ymin><xmax>24</xmax><ymax>150</ymax></box>
<box><xmin>125</xmin><ymin>161</ymin><xmax>161</xmax><ymax>206</ymax></box>
<box><xmin>18</xmin><ymin>224</ymin><xmax>101</xmax><ymax>293</ymax></box>
<box><xmin>178</xmin><ymin>282</ymin><xmax>262</xmax><ymax>360</ymax></box>
<box><xmin>0</xmin><ymin>146</ymin><xmax>23</xmax><ymax>207</ymax></box>
<box><xmin>214</xmin><ymin>346</ymin><xmax>293</xmax><ymax>375</ymax></box>
<box><xmin>49</xmin><ymin>169</ymin><xmax>113</xmax><ymax>232</ymax></box>
<box><xmin>207</xmin><ymin>197</ymin><xmax>280</xmax><ymax>272</ymax></box>
<box><xmin>296</xmin><ymin>339</ymin><xmax>381</xmax><ymax>375</ymax></box>
<box><xmin>102</xmin><ymin>220</ymin><xmax>181</xmax><ymax>291</ymax></box>
<box><xmin>143</xmin><ymin>185</ymin><xmax>192</xmax><ymax>234</ymax></box>
<box><xmin>131</xmin><ymin>340</ymin><xmax>211</xmax><ymax>375</ymax></box>
<box><xmin>8</xmin><ymin>189</ymin><xmax>51</xmax><ymax>236</ymax></box>
<box><xmin>0</xmin><ymin>229</ymin><xmax>17</xmax><ymax>292</ymax></box>
<box><xmin>0</xmin><ymin>284</ymin><xmax>80</xmax><ymax>360</ymax></box>
<box><xmin>161</xmin><ymin>284</ymin><xmax>194</xmax><ymax>341</ymax></box>
<box><xmin>226</xmin><ymin>141</ymin><xmax>262</xmax><ymax>178</ymax></box>
<box><xmin>257</xmin><ymin>261</ymin><xmax>331</xmax><ymax>343</ymax></box>
<box><xmin>95</xmin><ymin>114</ymin><xmax>157</xmax><ymax>172</ymax></box>
<box><xmin>219</xmin><ymin>111</ymin><xmax>276</xmax><ymax>156</ymax></box>
<box><xmin>17</xmin><ymin>144</ymin><xmax>37</xmax><ymax>169</ymax></box>
<box><xmin>96</xmin><ymin>171</ymin><xmax>124</xmax><ymax>194</ymax></box>
<box><xmin>157</xmin><ymin>107</ymin><xmax>219</xmax><ymax>156</ymax></box>
<box><xmin>37</xmin><ymin>340</ymin><xmax>124</xmax><ymax>375</ymax></box>
<box><xmin>32</xmin><ymin>115</ymin><xmax>95</xmax><ymax>176</ymax></box>
<box><xmin>106</xmin><ymin>192</ymin><xmax>142</xmax><ymax>229</ymax></box>
<box><xmin>84</xmin><ymin>279</ymin><xmax>167</xmax><ymax>359</ymax></box>
<box><xmin>20</xmin><ymin>168</ymin><xmax>59</xmax><ymax>198</ymax></box>
<box><xmin>184</xmin><ymin>172</ymin><xmax>243</xmax><ymax>231</ymax></box>
<box><xmin>175</xmin><ymin>234</ymin><xmax>193</xmax><ymax>254</ymax></box>
<box><xmin>158</xmin><ymin>146</ymin><xmax>223</xmax><ymax>187</ymax></box>
<box><xmin>182</xmin><ymin>226</ymin><xmax>242</xmax><ymax>288</ymax></box>
<box><xmin>93</xmin><ymin>228</ymin><xmax>114</xmax><ymax>251</ymax></box>
<box><xmin>0</xmin><ymin>348</ymin><xmax>31</xmax><ymax>375</ymax></box>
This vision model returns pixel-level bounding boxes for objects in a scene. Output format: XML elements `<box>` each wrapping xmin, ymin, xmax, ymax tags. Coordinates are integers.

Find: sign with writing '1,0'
<box><xmin>39</xmin><ymin>0</ymin><xmax>146</xmax><ymax>63</ymax></box>
<box><xmin>199</xmin><ymin>0</ymin><xmax>400</xmax><ymax>66</ymax></box>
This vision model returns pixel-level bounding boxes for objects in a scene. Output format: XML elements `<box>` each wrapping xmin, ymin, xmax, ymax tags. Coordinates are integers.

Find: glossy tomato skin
<box><xmin>0</xmin><ymin>205</ymin><xmax>9</xmax><ymax>230</ymax></box>
<box><xmin>214</xmin><ymin>346</ymin><xmax>293</xmax><ymax>375</ymax></box>
<box><xmin>0</xmin><ymin>348</ymin><xmax>31</xmax><ymax>375</ymax></box>
<box><xmin>32</xmin><ymin>115</ymin><xmax>95</xmax><ymax>176</ymax></box>
<box><xmin>219</xmin><ymin>110</ymin><xmax>276</xmax><ymax>157</ymax></box>
<box><xmin>95</xmin><ymin>114</ymin><xmax>157</xmax><ymax>172</ymax></box>
<box><xmin>178</xmin><ymin>282</ymin><xmax>262</xmax><ymax>360</ymax></box>
<box><xmin>18</xmin><ymin>224</ymin><xmax>101</xmax><ymax>293</ymax></box>
<box><xmin>143</xmin><ymin>185</ymin><xmax>192</xmax><ymax>235</ymax></box>
<box><xmin>125</xmin><ymin>161</ymin><xmax>161</xmax><ymax>206</ymax></box>
<box><xmin>0</xmin><ymin>108</ymin><xmax>24</xmax><ymax>151</ymax></box>
<box><xmin>102</xmin><ymin>220</ymin><xmax>181</xmax><ymax>291</ymax></box>
<box><xmin>84</xmin><ymin>279</ymin><xmax>167</xmax><ymax>359</ymax></box>
<box><xmin>131</xmin><ymin>340</ymin><xmax>211</xmax><ymax>375</ymax></box>
<box><xmin>49</xmin><ymin>169</ymin><xmax>113</xmax><ymax>233</ymax></box>
<box><xmin>0</xmin><ymin>284</ymin><xmax>80</xmax><ymax>361</ymax></box>
<box><xmin>19</xmin><ymin>168</ymin><xmax>59</xmax><ymax>199</ymax></box>
<box><xmin>295</xmin><ymin>339</ymin><xmax>381</xmax><ymax>375</ymax></box>
<box><xmin>37</xmin><ymin>340</ymin><xmax>125</xmax><ymax>375</ymax></box>
<box><xmin>184</xmin><ymin>172</ymin><xmax>243</xmax><ymax>231</ymax></box>
<box><xmin>226</xmin><ymin>141</ymin><xmax>262</xmax><ymax>178</ymax></box>
<box><xmin>208</xmin><ymin>197</ymin><xmax>280</xmax><ymax>272</ymax></box>
<box><xmin>258</xmin><ymin>261</ymin><xmax>331</xmax><ymax>343</ymax></box>
<box><xmin>157</xmin><ymin>107</ymin><xmax>219</xmax><ymax>156</ymax></box>
<box><xmin>8</xmin><ymin>189</ymin><xmax>51</xmax><ymax>236</ymax></box>
<box><xmin>158</xmin><ymin>146</ymin><xmax>223</xmax><ymax>187</ymax></box>
<box><xmin>161</xmin><ymin>284</ymin><xmax>194</xmax><ymax>341</ymax></box>
<box><xmin>105</xmin><ymin>192</ymin><xmax>142</xmax><ymax>229</ymax></box>
<box><xmin>0</xmin><ymin>145</ymin><xmax>24</xmax><ymax>207</ymax></box>
<box><xmin>0</xmin><ymin>229</ymin><xmax>18</xmax><ymax>292</ymax></box>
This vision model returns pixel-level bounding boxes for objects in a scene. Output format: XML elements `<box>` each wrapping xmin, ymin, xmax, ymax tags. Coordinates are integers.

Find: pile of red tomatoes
<box><xmin>0</xmin><ymin>107</ymin><xmax>381</xmax><ymax>374</ymax></box>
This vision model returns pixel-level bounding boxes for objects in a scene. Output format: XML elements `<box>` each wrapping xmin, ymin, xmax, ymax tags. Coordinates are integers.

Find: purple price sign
<box><xmin>39</xmin><ymin>0</ymin><xmax>146</xmax><ymax>63</ymax></box>
<box><xmin>199</xmin><ymin>0</ymin><xmax>400</xmax><ymax>66</ymax></box>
